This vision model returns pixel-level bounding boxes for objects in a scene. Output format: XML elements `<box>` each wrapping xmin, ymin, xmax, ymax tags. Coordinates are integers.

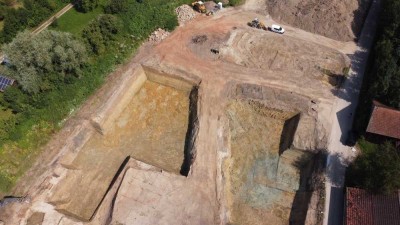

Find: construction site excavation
<box><xmin>0</xmin><ymin>0</ymin><xmax>374</xmax><ymax>224</ymax></box>
<box><xmin>48</xmin><ymin>66</ymin><xmax>200</xmax><ymax>221</ymax></box>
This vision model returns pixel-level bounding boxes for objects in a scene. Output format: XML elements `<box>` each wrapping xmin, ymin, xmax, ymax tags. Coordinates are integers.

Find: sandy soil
<box><xmin>0</xmin><ymin>4</ymin><xmax>366</xmax><ymax>225</ymax></box>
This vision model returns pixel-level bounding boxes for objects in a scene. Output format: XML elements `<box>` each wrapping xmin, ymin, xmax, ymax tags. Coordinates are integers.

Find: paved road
<box><xmin>323</xmin><ymin>0</ymin><xmax>381</xmax><ymax>225</ymax></box>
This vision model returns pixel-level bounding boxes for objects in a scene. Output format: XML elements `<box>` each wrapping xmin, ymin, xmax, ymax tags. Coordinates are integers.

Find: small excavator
<box><xmin>192</xmin><ymin>1</ymin><xmax>206</xmax><ymax>13</ymax></box>
<box><xmin>248</xmin><ymin>18</ymin><xmax>267</xmax><ymax>30</ymax></box>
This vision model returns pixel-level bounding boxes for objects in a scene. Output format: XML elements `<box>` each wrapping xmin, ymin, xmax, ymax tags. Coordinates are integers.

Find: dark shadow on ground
<box><xmin>180</xmin><ymin>86</ymin><xmax>199</xmax><ymax>176</ymax></box>
<box><xmin>289</xmin><ymin>152</ymin><xmax>326</xmax><ymax>225</ymax></box>
<box><xmin>279</xmin><ymin>114</ymin><xmax>301</xmax><ymax>155</ymax></box>
<box><xmin>326</xmin><ymin>153</ymin><xmax>347</xmax><ymax>187</ymax></box>
<box><xmin>351</xmin><ymin>0</ymin><xmax>374</xmax><ymax>40</ymax></box>
<box><xmin>335</xmin><ymin>105</ymin><xmax>355</xmax><ymax>145</ymax></box>
<box><xmin>327</xmin><ymin>187</ymin><xmax>345</xmax><ymax>225</ymax></box>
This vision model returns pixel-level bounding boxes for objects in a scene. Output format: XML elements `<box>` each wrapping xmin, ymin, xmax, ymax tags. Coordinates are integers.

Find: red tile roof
<box><xmin>346</xmin><ymin>187</ymin><xmax>400</xmax><ymax>225</ymax></box>
<box><xmin>366</xmin><ymin>101</ymin><xmax>400</xmax><ymax>140</ymax></box>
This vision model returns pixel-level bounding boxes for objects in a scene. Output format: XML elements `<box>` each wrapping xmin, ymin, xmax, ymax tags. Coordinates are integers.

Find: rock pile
<box><xmin>148</xmin><ymin>28</ymin><xmax>170</xmax><ymax>44</ymax></box>
<box><xmin>175</xmin><ymin>4</ymin><xmax>197</xmax><ymax>24</ymax></box>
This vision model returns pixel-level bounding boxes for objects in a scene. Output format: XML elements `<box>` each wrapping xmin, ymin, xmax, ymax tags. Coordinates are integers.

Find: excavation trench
<box><xmin>224</xmin><ymin>97</ymin><xmax>313</xmax><ymax>225</ymax></box>
<box><xmin>50</xmin><ymin>66</ymin><xmax>199</xmax><ymax>221</ymax></box>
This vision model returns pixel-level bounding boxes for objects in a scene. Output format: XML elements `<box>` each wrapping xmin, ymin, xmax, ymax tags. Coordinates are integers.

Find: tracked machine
<box><xmin>192</xmin><ymin>1</ymin><xmax>206</xmax><ymax>13</ymax></box>
<box><xmin>248</xmin><ymin>18</ymin><xmax>267</xmax><ymax>30</ymax></box>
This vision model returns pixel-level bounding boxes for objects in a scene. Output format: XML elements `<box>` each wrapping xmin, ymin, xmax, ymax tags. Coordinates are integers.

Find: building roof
<box><xmin>346</xmin><ymin>187</ymin><xmax>400</xmax><ymax>225</ymax></box>
<box><xmin>366</xmin><ymin>100</ymin><xmax>400</xmax><ymax>140</ymax></box>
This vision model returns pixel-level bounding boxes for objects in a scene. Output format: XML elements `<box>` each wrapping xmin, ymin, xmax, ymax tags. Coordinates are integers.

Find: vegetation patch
<box><xmin>346</xmin><ymin>138</ymin><xmax>400</xmax><ymax>194</ymax></box>
<box><xmin>0</xmin><ymin>0</ymin><xmax>192</xmax><ymax>194</ymax></box>
<box><xmin>0</xmin><ymin>0</ymin><xmax>67</xmax><ymax>43</ymax></box>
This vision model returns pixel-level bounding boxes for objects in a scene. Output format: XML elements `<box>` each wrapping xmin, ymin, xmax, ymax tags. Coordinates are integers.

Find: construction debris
<box><xmin>148</xmin><ymin>28</ymin><xmax>170</xmax><ymax>44</ymax></box>
<box><xmin>192</xmin><ymin>35</ymin><xmax>208</xmax><ymax>44</ymax></box>
<box><xmin>175</xmin><ymin>4</ymin><xmax>198</xmax><ymax>24</ymax></box>
<box><xmin>211</xmin><ymin>48</ymin><xmax>219</xmax><ymax>54</ymax></box>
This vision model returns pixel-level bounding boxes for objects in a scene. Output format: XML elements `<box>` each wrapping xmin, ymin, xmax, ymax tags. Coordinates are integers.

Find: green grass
<box><xmin>357</xmin><ymin>137</ymin><xmax>378</xmax><ymax>154</ymax></box>
<box><xmin>52</xmin><ymin>7</ymin><xmax>104</xmax><ymax>35</ymax></box>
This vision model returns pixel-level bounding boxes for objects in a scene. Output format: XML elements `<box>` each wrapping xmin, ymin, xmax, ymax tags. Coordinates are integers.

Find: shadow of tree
<box><xmin>289</xmin><ymin>152</ymin><xmax>327</xmax><ymax>225</ymax></box>
<box><xmin>351</xmin><ymin>0</ymin><xmax>374</xmax><ymax>41</ymax></box>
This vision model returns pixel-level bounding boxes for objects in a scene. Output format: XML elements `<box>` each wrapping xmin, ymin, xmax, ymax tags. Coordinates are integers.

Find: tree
<box><xmin>1</xmin><ymin>30</ymin><xmax>88</xmax><ymax>93</ymax></box>
<box><xmin>3</xmin><ymin>0</ymin><xmax>17</xmax><ymax>7</ymax></box>
<box><xmin>76</xmin><ymin>0</ymin><xmax>98</xmax><ymax>12</ymax></box>
<box><xmin>82</xmin><ymin>14</ymin><xmax>121</xmax><ymax>54</ymax></box>
<box><xmin>1</xmin><ymin>8</ymin><xmax>29</xmax><ymax>43</ymax></box>
<box><xmin>347</xmin><ymin>140</ymin><xmax>400</xmax><ymax>194</ymax></box>
<box><xmin>104</xmin><ymin>0</ymin><xmax>128</xmax><ymax>14</ymax></box>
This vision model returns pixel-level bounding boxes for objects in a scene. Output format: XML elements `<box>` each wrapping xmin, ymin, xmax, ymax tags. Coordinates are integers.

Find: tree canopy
<box><xmin>82</xmin><ymin>14</ymin><xmax>121</xmax><ymax>54</ymax></box>
<box><xmin>368</xmin><ymin>0</ymin><xmax>400</xmax><ymax>109</ymax></box>
<box><xmin>104</xmin><ymin>0</ymin><xmax>128</xmax><ymax>14</ymax></box>
<box><xmin>76</xmin><ymin>0</ymin><xmax>98</xmax><ymax>12</ymax></box>
<box><xmin>1</xmin><ymin>30</ymin><xmax>88</xmax><ymax>93</ymax></box>
<box><xmin>347</xmin><ymin>140</ymin><xmax>400</xmax><ymax>194</ymax></box>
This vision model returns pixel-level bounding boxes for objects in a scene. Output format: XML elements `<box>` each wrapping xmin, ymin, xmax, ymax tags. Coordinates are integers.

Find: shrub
<box><xmin>104</xmin><ymin>0</ymin><xmax>128</xmax><ymax>14</ymax></box>
<box><xmin>82</xmin><ymin>14</ymin><xmax>121</xmax><ymax>54</ymax></box>
<box><xmin>76</xmin><ymin>0</ymin><xmax>99</xmax><ymax>12</ymax></box>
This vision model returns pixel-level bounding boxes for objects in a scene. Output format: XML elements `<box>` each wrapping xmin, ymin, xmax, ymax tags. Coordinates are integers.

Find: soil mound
<box><xmin>263</xmin><ymin>0</ymin><xmax>371</xmax><ymax>41</ymax></box>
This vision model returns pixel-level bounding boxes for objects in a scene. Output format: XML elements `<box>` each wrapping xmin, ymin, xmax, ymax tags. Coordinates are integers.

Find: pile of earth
<box><xmin>261</xmin><ymin>0</ymin><xmax>372</xmax><ymax>41</ymax></box>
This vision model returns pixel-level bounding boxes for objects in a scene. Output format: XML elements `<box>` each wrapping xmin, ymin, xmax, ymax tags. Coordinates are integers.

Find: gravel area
<box><xmin>175</xmin><ymin>4</ymin><xmax>198</xmax><ymax>24</ymax></box>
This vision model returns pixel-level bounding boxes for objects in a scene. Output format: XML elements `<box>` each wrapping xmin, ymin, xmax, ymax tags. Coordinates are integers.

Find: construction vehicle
<box><xmin>248</xmin><ymin>18</ymin><xmax>267</xmax><ymax>30</ymax></box>
<box><xmin>192</xmin><ymin>1</ymin><xmax>206</xmax><ymax>13</ymax></box>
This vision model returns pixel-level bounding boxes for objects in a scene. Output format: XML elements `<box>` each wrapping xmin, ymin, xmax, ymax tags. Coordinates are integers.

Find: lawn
<box><xmin>52</xmin><ymin>7</ymin><xmax>104</xmax><ymax>36</ymax></box>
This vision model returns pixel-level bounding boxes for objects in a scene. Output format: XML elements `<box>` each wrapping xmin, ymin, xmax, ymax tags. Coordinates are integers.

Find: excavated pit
<box><xmin>49</xmin><ymin>66</ymin><xmax>199</xmax><ymax>221</ymax></box>
<box><xmin>224</xmin><ymin>99</ymin><xmax>313</xmax><ymax>225</ymax></box>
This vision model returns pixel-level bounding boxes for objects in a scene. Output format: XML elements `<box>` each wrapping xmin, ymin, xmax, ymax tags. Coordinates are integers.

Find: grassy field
<box><xmin>0</xmin><ymin>0</ymin><xmax>193</xmax><ymax>194</ymax></box>
<box><xmin>52</xmin><ymin>7</ymin><xmax>104</xmax><ymax>35</ymax></box>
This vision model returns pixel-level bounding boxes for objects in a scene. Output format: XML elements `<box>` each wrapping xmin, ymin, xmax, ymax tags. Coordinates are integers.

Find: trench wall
<box><xmin>50</xmin><ymin>65</ymin><xmax>200</xmax><ymax>221</ymax></box>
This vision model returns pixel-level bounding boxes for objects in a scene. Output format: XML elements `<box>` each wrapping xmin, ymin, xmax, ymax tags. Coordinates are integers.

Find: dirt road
<box><xmin>323</xmin><ymin>0</ymin><xmax>381</xmax><ymax>224</ymax></box>
<box><xmin>31</xmin><ymin>3</ymin><xmax>74</xmax><ymax>35</ymax></box>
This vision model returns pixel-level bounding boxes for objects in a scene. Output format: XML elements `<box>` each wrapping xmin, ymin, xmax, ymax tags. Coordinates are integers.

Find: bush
<box><xmin>82</xmin><ymin>14</ymin><xmax>121</xmax><ymax>54</ymax></box>
<box><xmin>347</xmin><ymin>139</ymin><xmax>400</xmax><ymax>194</ymax></box>
<box><xmin>104</xmin><ymin>0</ymin><xmax>128</xmax><ymax>14</ymax></box>
<box><xmin>76</xmin><ymin>0</ymin><xmax>98</xmax><ymax>12</ymax></box>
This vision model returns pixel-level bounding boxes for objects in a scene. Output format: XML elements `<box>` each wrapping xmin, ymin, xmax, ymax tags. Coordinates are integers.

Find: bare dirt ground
<box><xmin>0</xmin><ymin>2</ymin><xmax>369</xmax><ymax>224</ymax></box>
<box><xmin>245</xmin><ymin>0</ymin><xmax>372</xmax><ymax>41</ymax></box>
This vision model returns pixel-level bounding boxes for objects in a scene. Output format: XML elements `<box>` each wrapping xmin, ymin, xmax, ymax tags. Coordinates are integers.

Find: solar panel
<box><xmin>0</xmin><ymin>75</ymin><xmax>14</xmax><ymax>92</ymax></box>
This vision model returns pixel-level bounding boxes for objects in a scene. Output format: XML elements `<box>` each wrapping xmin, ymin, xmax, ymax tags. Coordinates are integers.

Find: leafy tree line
<box><xmin>348</xmin><ymin>0</ymin><xmax>400</xmax><ymax>194</ymax></box>
<box><xmin>0</xmin><ymin>0</ymin><xmax>67</xmax><ymax>43</ymax></box>
<box><xmin>368</xmin><ymin>0</ymin><xmax>400</xmax><ymax>109</ymax></box>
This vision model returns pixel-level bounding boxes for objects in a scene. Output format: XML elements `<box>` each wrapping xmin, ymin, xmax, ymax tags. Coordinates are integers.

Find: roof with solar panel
<box><xmin>0</xmin><ymin>75</ymin><xmax>14</xmax><ymax>91</ymax></box>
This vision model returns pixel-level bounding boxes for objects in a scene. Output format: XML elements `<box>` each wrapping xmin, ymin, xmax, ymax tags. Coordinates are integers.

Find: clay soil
<box><xmin>49</xmin><ymin>80</ymin><xmax>191</xmax><ymax>220</ymax></box>
<box><xmin>246</xmin><ymin>0</ymin><xmax>372</xmax><ymax>41</ymax></box>
<box><xmin>224</xmin><ymin>100</ymin><xmax>297</xmax><ymax>225</ymax></box>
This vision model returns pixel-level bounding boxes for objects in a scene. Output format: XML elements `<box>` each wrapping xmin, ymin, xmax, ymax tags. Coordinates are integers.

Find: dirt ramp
<box><xmin>263</xmin><ymin>0</ymin><xmax>372</xmax><ymax>41</ymax></box>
